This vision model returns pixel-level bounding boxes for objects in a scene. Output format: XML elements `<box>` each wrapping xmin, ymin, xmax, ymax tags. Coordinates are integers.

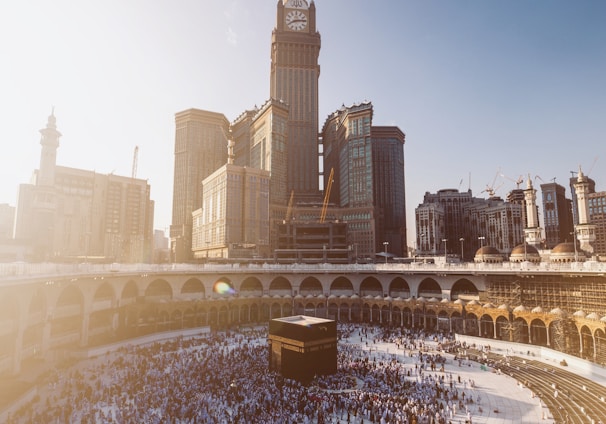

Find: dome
<box><xmin>467</xmin><ymin>299</ymin><xmax>480</xmax><ymax>306</ymax></box>
<box><xmin>511</xmin><ymin>243</ymin><xmax>539</xmax><ymax>256</ymax></box>
<box><xmin>531</xmin><ymin>306</ymin><xmax>544</xmax><ymax>314</ymax></box>
<box><xmin>551</xmin><ymin>242</ymin><xmax>585</xmax><ymax>263</ymax></box>
<box><xmin>474</xmin><ymin>246</ymin><xmax>504</xmax><ymax>263</ymax></box>
<box><xmin>498</xmin><ymin>304</ymin><xmax>512</xmax><ymax>312</ymax></box>
<box><xmin>586</xmin><ymin>312</ymin><xmax>600</xmax><ymax>320</ymax></box>
<box><xmin>552</xmin><ymin>242</ymin><xmax>576</xmax><ymax>254</ymax></box>
<box><xmin>453</xmin><ymin>299</ymin><xmax>466</xmax><ymax>305</ymax></box>
<box><xmin>440</xmin><ymin>298</ymin><xmax>450</xmax><ymax>303</ymax></box>
<box><xmin>483</xmin><ymin>303</ymin><xmax>496</xmax><ymax>309</ymax></box>
<box><xmin>428</xmin><ymin>297</ymin><xmax>440</xmax><ymax>302</ymax></box>
<box><xmin>476</xmin><ymin>246</ymin><xmax>500</xmax><ymax>255</ymax></box>
<box><xmin>513</xmin><ymin>305</ymin><xmax>528</xmax><ymax>312</ymax></box>
<box><xmin>550</xmin><ymin>307</ymin><xmax>566</xmax><ymax>316</ymax></box>
<box><xmin>573</xmin><ymin>310</ymin><xmax>586</xmax><ymax>318</ymax></box>
<box><xmin>509</xmin><ymin>243</ymin><xmax>541</xmax><ymax>263</ymax></box>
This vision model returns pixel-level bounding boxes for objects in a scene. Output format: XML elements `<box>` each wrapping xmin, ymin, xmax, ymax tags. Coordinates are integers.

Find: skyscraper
<box><xmin>170</xmin><ymin>109</ymin><xmax>229</xmax><ymax>262</ymax></box>
<box><xmin>321</xmin><ymin>102</ymin><xmax>406</xmax><ymax>257</ymax></box>
<box><xmin>271</xmin><ymin>0</ymin><xmax>321</xmax><ymax>201</ymax></box>
<box><xmin>540</xmin><ymin>182</ymin><xmax>573</xmax><ymax>248</ymax></box>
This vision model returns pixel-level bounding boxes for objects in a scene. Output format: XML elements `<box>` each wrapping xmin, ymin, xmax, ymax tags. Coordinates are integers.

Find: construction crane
<box><xmin>481</xmin><ymin>168</ymin><xmax>503</xmax><ymax>198</ymax></box>
<box><xmin>131</xmin><ymin>146</ymin><xmax>139</xmax><ymax>179</ymax></box>
<box><xmin>284</xmin><ymin>190</ymin><xmax>295</xmax><ymax>223</ymax></box>
<box><xmin>500</xmin><ymin>173</ymin><xmax>524</xmax><ymax>189</ymax></box>
<box><xmin>320</xmin><ymin>168</ymin><xmax>334</xmax><ymax>223</ymax></box>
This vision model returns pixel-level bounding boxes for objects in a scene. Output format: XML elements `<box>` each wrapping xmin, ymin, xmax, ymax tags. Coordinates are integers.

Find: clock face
<box><xmin>286</xmin><ymin>10</ymin><xmax>307</xmax><ymax>31</ymax></box>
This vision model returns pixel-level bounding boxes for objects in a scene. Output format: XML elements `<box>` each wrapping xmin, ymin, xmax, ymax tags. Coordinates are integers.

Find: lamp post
<box><xmin>478</xmin><ymin>236</ymin><xmax>485</xmax><ymax>263</ymax></box>
<box><xmin>442</xmin><ymin>239</ymin><xmax>448</xmax><ymax>264</ymax></box>
<box><xmin>459</xmin><ymin>237</ymin><xmax>464</xmax><ymax>262</ymax></box>
<box><xmin>383</xmin><ymin>241</ymin><xmax>389</xmax><ymax>264</ymax></box>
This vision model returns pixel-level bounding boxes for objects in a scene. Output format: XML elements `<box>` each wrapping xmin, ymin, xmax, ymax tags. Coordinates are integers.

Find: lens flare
<box><xmin>214</xmin><ymin>281</ymin><xmax>234</xmax><ymax>295</ymax></box>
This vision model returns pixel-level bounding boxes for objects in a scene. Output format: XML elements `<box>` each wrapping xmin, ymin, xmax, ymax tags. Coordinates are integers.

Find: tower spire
<box><xmin>38</xmin><ymin>109</ymin><xmax>62</xmax><ymax>186</ymax></box>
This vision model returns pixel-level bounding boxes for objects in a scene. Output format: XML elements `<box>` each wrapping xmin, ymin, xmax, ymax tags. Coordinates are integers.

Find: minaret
<box><xmin>574</xmin><ymin>166</ymin><xmax>596</xmax><ymax>255</ymax></box>
<box><xmin>38</xmin><ymin>109</ymin><xmax>61</xmax><ymax>186</ymax></box>
<box><xmin>523</xmin><ymin>174</ymin><xmax>542</xmax><ymax>248</ymax></box>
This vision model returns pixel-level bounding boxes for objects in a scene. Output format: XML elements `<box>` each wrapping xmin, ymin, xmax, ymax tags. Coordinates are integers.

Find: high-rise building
<box><xmin>588</xmin><ymin>191</ymin><xmax>606</xmax><ymax>256</ymax></box>
<box><xmin>321</xmin><ymin>102</ymin><xmax>407</xmax><ymax>257</ymax></box>
<box><xmin>14</xmin><ymin>112</ymin><xmax>154</xmax><ymax>262</ymax></box>
<box><xmin>540</xmin><ymin>182</ymin><xmax>573</xmax><ymax>248</ymax></box>
<box><xmin>192</xmin><ymin>163</ymin><xmax>270</xmax><ymax>260</ymax></box>
<box><xmin>371</xmin><ymin>126</ymin><xmax>406</xmax><ymax>256</ymax></box>
<box><xmin>170</xmin><ymin>109</ymin><xmax>229</xmax><ymax>262</ymax></box>
<box><xmin>415</xmin><ymin>189</ymin><xmax>525</xmax><ymax>259</ymax></box>
<box><xmin>271</xmin><ymin>0</ymin><xmax>321</xmax><ymax>201</ymax></box>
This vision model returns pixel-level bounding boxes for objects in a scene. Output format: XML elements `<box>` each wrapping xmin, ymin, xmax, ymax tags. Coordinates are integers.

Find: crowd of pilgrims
<box><xmin>7</xmin><ymin>324</ymin><xmax>483</xmax><ymax>424</ymax></box>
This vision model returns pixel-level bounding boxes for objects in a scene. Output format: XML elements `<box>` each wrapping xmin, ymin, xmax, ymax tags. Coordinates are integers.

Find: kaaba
<box><xmin>268</xmin><ymin>315</ymin><xmax>337</xmax><ymax>383</ymax></box>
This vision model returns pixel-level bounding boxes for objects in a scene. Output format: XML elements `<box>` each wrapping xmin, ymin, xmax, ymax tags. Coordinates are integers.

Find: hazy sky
<box><xmin>1</xmin><ymin>0</ymin><xmax>605</xmax><ymax>244</ymax></box>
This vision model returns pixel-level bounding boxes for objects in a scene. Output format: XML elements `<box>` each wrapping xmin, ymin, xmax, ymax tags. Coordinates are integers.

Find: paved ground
<box><xmin>4</xmin><ymin>327</ymin><xmax>606</xmax><ymax>423</ymax></box>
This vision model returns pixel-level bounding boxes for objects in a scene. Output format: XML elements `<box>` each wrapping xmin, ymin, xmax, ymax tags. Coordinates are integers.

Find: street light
<box><xmin>478</xmin><ymin>236</ymin><xmax>485</xmax><ymax>263</ymax></box>
<box><xmin>442</xmin><ymin>239</ymin><xmax>448</xmax><ymax>264</ymax></box>
<box><xmin>383</xmin><ymin>241</ymin><xmax>389</xmax><ymax>264</ymax></box>
<box><xmin>459</xmin><ymin>237</ymin><xmax>464</xmax><ymax>262</ymax></box>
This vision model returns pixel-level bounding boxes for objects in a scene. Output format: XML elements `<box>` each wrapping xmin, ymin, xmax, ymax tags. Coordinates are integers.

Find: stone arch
<box><xmin>437</xmin><ymin>310</ymin><xmax>450</xmax><ymax>332</ymax></box>
<box><xmin>330</xmin><ymin>276</ymin><xmax>354</xmax><ymax>296</ymax></box>
<box><xmin>464</xmin><ymin>312</ymin><xmax>478</xmax><ymax>336</ymax></box>
<box><xmin>451</xmin><ymin>311</ymin><xmax>463</xmax><ymax>334</ymax></box>
<box><xmin>451</xmin><ymin>278</ymin><xmax>479</xmax><ymax>301</ymax></box>
<box><xmin>270</xmin><ymin>302</ymin><xmax>282</xmax><ymax>319</ymax></box>
<box><xmin>389</xmin><ymin>277</ymin><xmax>410</xmax><ymax>298</ymax></box>
<box><xmin>212</xmin><ymin>277</ymin><xmax>235</xmax><ymax>297</ymax></box>
<box><xmin>496</xmin><ymin>315</ymin><xmax>511</xmax><ymax>341</ymax></box>
<box><xmin>121</xmin><ymin>281</ymin><xmax>139</xmax><ymax>305</ymax></box>
<box><xmin>269</xmin><ymin>276</ymin><xmax>292</xmax><ymax>296</ymax></box>
<box><xmin>513</xmin><ymin>317</ymin><xmax>529</xmax><ymax>344</ymax></box>
<box><xmin>425</xmin><ymin>309</ymin><xmax>437</xmax><ymax>331</ymax></box>
<box><xmin>350</xmin><ymin>303</ymin><xmax>362</xmax><ymax>322</ymax></box>
<box><xmin>479</xmin><ymin>314</ymin><xmax>494</xmax><ymax>338</ymax></box>
<box><xmin>240</xmin><ymin>277</ymin><xmax>263</xmax><ymax>297</ymax></box>
<box><xmin>181</xmin><ymin>278</ymin><xmax>205</xmax><ymax>297</ymax></box>
<box><xmin>51</xmin><ymin>285</ymin><xmax>84</xmax><ymax>346</ymax></box>
<box><xmin>300</xmin><ymin>277</ymin><xmax>323</xmax><ymax>296</ymax></box>
<box><xmin>360</xmin><ymin>276</ymin><xmax>382</xmax><ymax>297</ymax></box>
<box><xmin>89</xmin><ymin>282</ymin><xmax>117</xmax><ymax>346</ymax></box>
<box><xmin>580</xmin><ymin>325</ymin><xmax>594</xmax><ymax>360</ymax></box>
<box><xmin>145</xmin><ymin>279</ymin><xmax>173</xmax><ymax>301</ymax></box>
<box><xmin>530</xmin><ymin>318</ymin><xmax>548</xmax><ymax>346</ymax></box>
<box><xmin>418</xmin><ymin>278</ymin><xmax>441</xmax><ymax>298</ymax></box>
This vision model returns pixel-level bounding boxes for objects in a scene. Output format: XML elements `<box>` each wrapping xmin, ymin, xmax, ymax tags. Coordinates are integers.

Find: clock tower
<box><xmin>271</xmin><ymin>0</ymin><xmax>321</xmax><ymax>200</ymax></box>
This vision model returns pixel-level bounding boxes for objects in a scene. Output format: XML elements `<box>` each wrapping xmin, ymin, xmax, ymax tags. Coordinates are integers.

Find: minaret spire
<box><xmin>574</xmin><ymin>165</ymin><xmax>596</xmax><ymax>256</ymax></box>
<box><xmin>38</xmin><ymin>109</ymin><xmax>62</xmax><ymax>186</ymax></box>
<box><xmin>523</xmin><ymin>173</ymin><xmax>542</xmax><ymax>248</ymax></box>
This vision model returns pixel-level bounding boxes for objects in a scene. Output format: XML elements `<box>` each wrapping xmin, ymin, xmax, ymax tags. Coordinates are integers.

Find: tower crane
<box><xmin>500</xmin><ymin>173</ymin><xmax>524</xmax><ymax>189</ymax></box>
<box><xmin>481</xmin><ymin>168</ymin><xmax>503</xmax><ymax>198</ymax></box>
<box><xmin>131</xmin><ymin>146</ymin><xmax>139</xmax><ymax>179</ymax></box>
<box><xmin>320</xmin><ymin>168</ymin><xmax>334</xmax><ymax>223</ymax></box>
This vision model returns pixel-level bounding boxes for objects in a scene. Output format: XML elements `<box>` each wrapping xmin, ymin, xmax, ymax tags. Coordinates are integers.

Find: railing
<box><xmin>1</xmin><ymin>259</ymin><xmax>605</xmax><ymax>281</ymax></box>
